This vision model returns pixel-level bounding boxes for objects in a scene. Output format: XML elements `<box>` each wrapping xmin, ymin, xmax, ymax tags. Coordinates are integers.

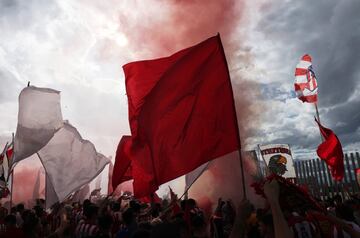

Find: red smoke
<box><xmin>3</xmin><ymin>157</ymin><xmax>45</xmax><ymax>207</ymax></box>
<box><xmin>118</xmin><ymin>0</ymin><xmax>244</xmax><ymax>58</ymax></box>
<box><xmin>189</xmin><ymin>153</ymin><xmax>264</xmax><ymax>213</ymax></box>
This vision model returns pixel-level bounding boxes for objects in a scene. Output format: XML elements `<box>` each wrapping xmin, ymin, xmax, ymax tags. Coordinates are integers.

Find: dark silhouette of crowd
<box><xmin>1</xmin><ymin>180</ymin><xmax>360</xmax><ymax>238</ymax></box>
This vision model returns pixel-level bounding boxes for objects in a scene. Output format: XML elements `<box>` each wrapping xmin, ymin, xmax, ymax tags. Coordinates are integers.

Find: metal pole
<box><xmin>315</xmin><ymin>103</ymin><xmax>324</xmax><ymax>142</ymax></box>
<box><xmin>315</xmin><ymin>103</ymin><xmax>321</xmax><ymax>124</ymax></box>
<box><xmin>238</xmin><ymin>149</ymin><xmax>247</xmax><ymax>199</ymax></box>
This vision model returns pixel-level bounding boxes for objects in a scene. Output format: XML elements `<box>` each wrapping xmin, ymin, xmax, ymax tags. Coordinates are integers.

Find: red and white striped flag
<box><xmin>294</xmin><ymin>54</ymin><xmax>318</xmax><ymax>103</ymax></box>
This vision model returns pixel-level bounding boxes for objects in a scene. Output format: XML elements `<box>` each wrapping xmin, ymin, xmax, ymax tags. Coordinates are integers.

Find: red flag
<box><xmin>6</xmin><ymin>143</ymin><xmax>13</xmax><ymax>166</ymax></box>
<box><xmin>169</xmin><ymin>187</ymin><xmax>181</xmax><ymax>215</ymax></box>
<box><xmin>112</xmin><ymin>136</ymin><xmax>133</xmax><ymax>191</ymax></box>
<box><xmin>316</xmin><ymin>119</ymin><xmax>344</xmax><ymax>181</ymax></box>
<box><xmin>123</xmin><ymin>34</ymin><xmax>240</xmax><ymax>197</ymax></box>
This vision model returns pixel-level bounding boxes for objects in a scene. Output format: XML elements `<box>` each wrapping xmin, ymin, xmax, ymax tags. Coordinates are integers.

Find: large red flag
<box><xmin>123</xmin><ymin>34</ymin><xmax>240</xmax><ymax>197</ymax></box>
<box><xmin>316</xmin><ymin>119</ymin><xmax>344</xmax><ymax>181</ymax></box>
<box><xmin>112</xmin><ymin>136</ymin><xmax>133</xmax><ymax>191</ymax></box>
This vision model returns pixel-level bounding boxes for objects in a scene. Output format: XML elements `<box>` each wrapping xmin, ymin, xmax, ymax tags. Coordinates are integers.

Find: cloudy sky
<box><xmin>0</xmin><ymin>0</ymin><xmax>359</xmax><ymax>196</ymax></box>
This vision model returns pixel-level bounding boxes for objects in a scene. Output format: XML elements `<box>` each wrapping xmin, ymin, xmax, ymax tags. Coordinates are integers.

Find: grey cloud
<box><xmin>258</xmin><ymin>0</ymin><xmax>360</xmax><ymax>106</ymax></box>
<box><xmin>256</xmin><ymin>0</ymin><xmax>360</xmax><ymax>154</ymax></box>
<box><xmin>0</xmin><ymin>68</ymin><xmax>22</xmax><ymax>103</ymax></box>
<box><xmin>0</xmin><ymin>0</ymin><xmax>60</xmax><ymax>32</ymax></box>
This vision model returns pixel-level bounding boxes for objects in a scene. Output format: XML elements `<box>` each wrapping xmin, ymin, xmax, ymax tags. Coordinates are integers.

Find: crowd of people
<box><xmin>1</xmin><ymin>180</ymin><xmax>360</xmax><ymax>238</ymax></box>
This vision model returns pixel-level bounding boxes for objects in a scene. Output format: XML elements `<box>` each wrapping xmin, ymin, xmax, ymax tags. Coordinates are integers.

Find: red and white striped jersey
<box><xmin>294</xmin><ymin>54</ymin><xmax>318</xmax><ymax>103</ymax></box>
<box><xmin>75</xmin><ymin>219</ymin><xmax>98</xmax><ymax>238</ymax></box>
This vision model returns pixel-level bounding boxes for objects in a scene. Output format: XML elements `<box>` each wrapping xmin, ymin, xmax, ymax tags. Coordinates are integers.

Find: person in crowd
<box><xmin>16</xmin><ymin>203</ymin><xmax>25</xmax><ymax>227</ymax></box>
<box><xmin>3</xmin><ymin>178</ymin><xmax>360</xmax><ymax>238</ymax></box>
<box><xmin>0</xmin><ymin>203</ymin><xmax>7</xmax><ymax>233</ymax></box>
<box><xmin>94</xmin><ymin>214</ymin><xmax>113</xmax><ymax>238</ymax></box>
<box><xmin>1</xmin><ymin>214</ymin><xmax>25</xmax><ymax>238</ymax></box>
<box><xmin>22</xmin><ymin>210</ymin><xmax>41</xmax><ymax>238</ymax></box>
<box><xmin>111</xmin><ymin>201</ymin><xmax>122</xmax><ymax>236</ymax></box>
<box><xmin>116</xmin><ymin>207</ymin><xmax>137</xmax><ymax>238</ymax></box>
<box><xmin>75</xmin><ymin>203</ymin><xmax>99</xmax><ymax>238</ymax></box>
<box><xmin>333</xmin><ymin>203</ymin><xmax>360</xmax><ymax>238</ymax></box>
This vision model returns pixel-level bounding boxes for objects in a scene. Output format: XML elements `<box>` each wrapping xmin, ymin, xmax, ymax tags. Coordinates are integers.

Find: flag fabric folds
<box><xmin>45</xmin><ymin>175</ymin><xmax>59</xmax><ymax>209</ymax></box>
<box><xmin>14</xmin><ymin>86</ymin><xmax>63</xmax><ymax>164</ymax></box>
<box><xmin>294</xmin><ymin>54</ymin><xmax>318</xmax><ymax>103</ymax></box>
<box><xmin>316</xmin><ymin>119</ymin><xmax>344</xmax><ymax>181</ymax></box>
<box><xmin>38</xmin><ymin>122</ymin><xmax>109</xmax><ymax>208</ymax></box>
<box><xmin>112</xmin><ymin>136</ymin><xmax>133</xmax><ymax>191</ymax></box>
<box><xmin>122</xmin><ymin>34</ymin><xmax>240</xmax><ymax>197</ymax></box>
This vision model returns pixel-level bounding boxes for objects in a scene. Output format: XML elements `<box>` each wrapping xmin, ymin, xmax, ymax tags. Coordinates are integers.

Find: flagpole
<box><xmin>218</xmin><ymin>34</ymin><xmax>247</xmax><ymax>200</ymax></box>
<box><xmin>314</xmin><ymin>103</ymin><xmax>324</xmax><ymax>142</ymax></box>
<box><xmin>314</xmin><ymin>103</ymin><xmax>321</xmax><ymax>124</ymax></box>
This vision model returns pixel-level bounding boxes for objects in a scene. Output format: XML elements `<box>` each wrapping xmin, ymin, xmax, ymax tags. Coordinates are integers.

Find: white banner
<box><xmin>39</xmin><ymin>122</ymin><xmax>109</xmax><ymax>208</ymax></box>
<box><xmin>258</xmin><ymin>144</ymin><xmax>296</xmax><ymax>178</ymax></box>
<box><xmin>14</xmin><ymin>86</ymin><xmax>63</xmax><ymax>164</ymax></box>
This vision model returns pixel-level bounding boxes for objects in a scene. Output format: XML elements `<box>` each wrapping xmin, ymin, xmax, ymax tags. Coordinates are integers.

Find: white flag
<box><xmin>38</xmin><ymin>122</ymin><xmax>109</xmax><ymax>208</ymax></box>
<box><xmin>258</xmin><ymin>144</ymin><xmax>296</xmax><ymax>178</ymax></box>
<box><xmin>184</xmin><ymin>162</ymin><xmax>210</xmax><ymax>192</ymax></box>
<box><xmin>46</xmin><ymin>175</ymin><xmax>59</xmax><ymax>208</ymax></box>
<box><xmin>14</xmin><ymin>86</ymin><xmax>63</xmax><ymax>164</ymax></box>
